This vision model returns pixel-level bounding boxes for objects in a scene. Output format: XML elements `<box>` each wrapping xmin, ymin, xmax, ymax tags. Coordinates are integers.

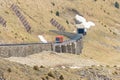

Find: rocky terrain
<box><xmin>0</xmin><ymin>53</ymin><xmax>120</xmax><ymax>80</ymax></box>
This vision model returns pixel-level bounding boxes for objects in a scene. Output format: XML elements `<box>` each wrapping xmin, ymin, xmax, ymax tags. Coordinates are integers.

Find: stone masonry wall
<box><xmin>0</xmin><ymin>39</ymin><xmax>83</xmax><ymax>58</ymax></box>
<box><xmin>0</xmin><ymin>43</ymin><xmax>52</xmax><ymax>58</ymax></box>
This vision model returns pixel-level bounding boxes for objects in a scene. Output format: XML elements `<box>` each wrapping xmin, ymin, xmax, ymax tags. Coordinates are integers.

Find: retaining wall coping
<box><xmin>0</xmin><ymin>43</ymin><xmax>52</xmax><ymax>46</ymax></box>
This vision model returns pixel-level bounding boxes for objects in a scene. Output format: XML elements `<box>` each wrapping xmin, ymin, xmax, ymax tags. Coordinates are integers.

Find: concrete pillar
<box><xmin>76</xmin><ymin>41</ymin><xmax>80</xmax><ymax>54</ymax></box>
<box><xmin>72</xmin><ymin>42</ymin><xmax>76</xmax><ymax>54</ymax></box>
<box><xmin>69</xmin><ymin>43</ymin><xmax>72</xmax><ymax>54</ymax></box>
<box><xmin>53</xmin><ymin>44</ymin><xmax>55</xmax><ymax>52</ymax></box>
<box><xmin>55</xmin><ymin>45</ymin><xmax>61</xmax><ymax>53</ymax></box>
<box><xmin>60</xmin><ymin>45</ymin><xmax>62</xmax><ymax>53</ymax></box>
<box><xmin>61</xmin><ymin>45</ymin><xmax>67</xmax><ymax>53</ymax></box>
<box><xmin>67</xmin><ymin>43</ymin><xmax>72</xmax><ymax>53</ymax></box>
<box><xmin>65</xmin><ymin>44</ymin><xmax>68</xmax><ymax>53</ymax></box>
<box><xmin>76</xmin><ymin>39</ymin><xmax>83</xmax><ymax>55</ymax></box>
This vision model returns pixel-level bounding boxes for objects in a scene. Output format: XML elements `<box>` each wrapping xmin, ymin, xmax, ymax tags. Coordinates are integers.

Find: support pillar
<box><xmin>61</xmin><ymin>45</ymin><xmax>67</xmax><ymax>53</ymax></box>
<box><xmin>55</xmin><ymin>45</ymin><xmax>61</xmax><ymax>53</ymax></box>
<box><xmin>72</xmin><ymin>42</ymin><xmax>76</xmax><ymax>54</ymax></box>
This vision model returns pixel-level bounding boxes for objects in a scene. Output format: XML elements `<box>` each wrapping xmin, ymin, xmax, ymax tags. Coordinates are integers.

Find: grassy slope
<box><xmin>0</xmin><ymin>0</ymin><xmax>120</xmax><ymax>64</ymax></box>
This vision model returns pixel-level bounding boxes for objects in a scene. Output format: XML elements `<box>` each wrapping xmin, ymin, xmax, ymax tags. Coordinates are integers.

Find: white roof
<box><xmin>75</xmin><ymin>24</ymin><xmax>85</xmax><ymax>28</ymax></box>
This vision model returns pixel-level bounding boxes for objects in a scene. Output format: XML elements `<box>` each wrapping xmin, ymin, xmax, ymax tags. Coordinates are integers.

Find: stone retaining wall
<box><xmin>0</xmin><ymin>43</ymin><xmax>52</xmax><ymax>58</ymax></box>
<box><xmin>0</xmin><ymin>39</ymin><xmax>83</xmax><ymax>58</ymax></box>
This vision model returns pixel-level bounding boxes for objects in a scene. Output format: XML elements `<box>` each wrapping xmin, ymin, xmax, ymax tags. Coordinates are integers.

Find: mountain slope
<box><xmin>0</xmin><ymin>0</ymin><xmax>120</xmax><ymax>64</ymax></box>
<box><xmin>0</xmin><ymin>57</ymin><xmax>120</xmax><ymax>80</ymax></box>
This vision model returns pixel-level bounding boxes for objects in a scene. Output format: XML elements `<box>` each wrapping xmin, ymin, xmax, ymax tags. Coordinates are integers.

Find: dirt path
<box><xmin>5</xmin><ymin>51</ymin><xmax>105</xmax><ymax>68</ymax></box>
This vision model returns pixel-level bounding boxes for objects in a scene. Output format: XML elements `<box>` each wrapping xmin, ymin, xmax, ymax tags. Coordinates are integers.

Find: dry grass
<box><xmin>0</xmin><ymin>0</ymin><xmax>120</xmax><ymax>79</ymax></box>
<box><xmin>0</xmin><ymin>0</ymin><xmax>119</xmax><ymax>60</ymax></box>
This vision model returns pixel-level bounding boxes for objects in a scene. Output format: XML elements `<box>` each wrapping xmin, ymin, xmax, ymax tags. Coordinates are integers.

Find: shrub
<box><xmin>25</xmin><ymin>37</ymin><xmax>27</xmax><ymax>39</ymax></box>
<box><xmin>5</xmin><ymin>11</ymin><xmax>9</xmax><ymax>14</ymax></box>
<box><xmin>22</xmin><ymin>38</ymin><xmax>24</xmax><ymax>41</ymax></box>
<box><xmin>66</xmin><ymin>20</ymin><xmax>69</xmax><ymax>24</ymax></box>
<box><xmin>45</xmin><ymin>76</ymin><xmax>49</xmax><ymax>80</ymax></box>
<box><xmin>107</xmin><ymin>12</ymin><xmax>110</xmax><ymax>15</ymax></box>
<box><xmin>15</xmin><ymin>33</ymin><xmax>18</xmax><ymax>35</ymax></box>
<box><xmin>56</xmin><ymin>11</ymin><xmax>60</xmax><ymax>16</ymax></box>
<box><xmin>113</xmin><ymin>32</ymin><xmax>117</xmax><ymax>35</ymax></box>
<box><xmin>33</xmin><ymin>66</ymin><xmax>39</xmax><ymax>71</ymax></box>
<box><xmin>50</xmin><ymin>10</ymin><xmax>53</xmax><ymax>13</ymax></box>
<box><xmin>91</xmin><ymin>65</ymin><xmax>95</xmax><ymax>67</ymax></box>
<box><xmin>7</xmin><ymin>68</ymin><xmax>12</xmax><ymax>72</ymax></box>
<box><xmin>101</xmin><ymin>22</ymin><xmax>104</xmax><ymax>25</ymax></box>
<box><xmin>112</xmin><ymin>71</ymin><xmax>118</xmax><ymax>75</ymax></box>
<box><xmin>47</xmin><ymin>71</ymin><xmax>55</xmax><ymax>78</ymax></box>
<box><xmin>114</xmin><ymin>1</ymin><xmax>119</xmax><ymax>9</ymax></box>
<box><xmin>15</xmin><ymin>36</ymin><xmax>17</xmax><ymax>39</ymax></box>
<box><xmin>114</xmin><ymin>65</ymin><xmax>117</xmax><ymax>67</ymax></box>
<box><xmin>106</xmin><ymin>65</ymin><xmax>110</xmax><ymax>68</ymax></box>
<box><xmin>109</xmin><ymin>29</ymin><xmax>112</xmax><ymax>32</ymax></box>
<box><xmin>59</xmin><ymin>75</ymin><xmax>64</xmax><ymax>80</ymax></box>
<box><xmin>104</xmin><ymin>25</ymin><xmax>107</xmax><ymax>27</ymax></box>
<box><xmin>41</xmin><ymin>77</ymin><xmax>45</xmax><ymax>80</ymax></box>
<box><xmin>104</xmin><ymin>10</ymin><xmax>106</xmax><ymax>13</ymax></box>
<box><xmin>18</xmin><ymin>2</ymin><xmax>20</xmax><ymax>4</ymax></box>
<box><xmin>51</xmin><ymin>2</ymin><xmax>55</xmax><ymax>6</ymax></box>
<box><xmin>11</xmin><ymin>31</ymin><xmax>14</xmax><ymax>33</ymax></box>
<box><xmin>90</xmin><ymin>57</ymin><xmax>93</xmax><ymax>59</ymax></box>
<box><xmin>40</xmin><ymin>65</ymin><xmax>45</xmax><ymax>68</ymax></box>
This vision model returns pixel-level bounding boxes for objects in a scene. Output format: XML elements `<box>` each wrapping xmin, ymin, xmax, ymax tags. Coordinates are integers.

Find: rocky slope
<box><xmin>0</xmin><ymin>56</ymin><xmax>120</xmax><ymax>80</ymax></box>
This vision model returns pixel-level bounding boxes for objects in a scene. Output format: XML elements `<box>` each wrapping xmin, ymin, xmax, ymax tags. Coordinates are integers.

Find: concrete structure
<box><xmin>53</xmin><ymin>39</ymin><xmax>83</xmax><ymax>54</ymax></box>
<box><xmin>0</xmin><ymin>38</ymin><xmax>83</xmax><ymax>58</ymax></box>
<box><xmin>0</xmin><ymin>43</ymin><xmax>52</xmax><ymax>58</ymax></box>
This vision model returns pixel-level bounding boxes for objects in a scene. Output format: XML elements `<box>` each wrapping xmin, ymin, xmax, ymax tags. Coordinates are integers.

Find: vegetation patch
<box><xmin>56</xmin><ymin>11</ymin><xmax>60</xmax><ymax>16</ymax></box>
<box><xmin>59</xmin><ymin>75</ymin><xmax>64</xmax><ymax>80</ymax></box>
<box><xmin>33</xmin><ymin>65</ymin><xmax>39</xmax><ymax>71</ymax></box>
<box><xmin>114</xmin><ymin>1</ymin><xmax>119</xmax><ymax>9</ymax></box>
<box><xmin>47</xmin><ymin>71</ymin><xmax>55</xmax><ymax>78</ymax></box>
<box><xmin>51</xmin><ymin>2</ymin><xmax>55</xmax><ymax>6</ymax></box>
<box><xmin>7</xmin><ymin>68</ymin><xmax>12</xmax><ymax>73</ymax></box>
<box><xmin>66</xmin><ymin>20</ymin><xmax>69</xmax><ymax>24</ymax></box>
